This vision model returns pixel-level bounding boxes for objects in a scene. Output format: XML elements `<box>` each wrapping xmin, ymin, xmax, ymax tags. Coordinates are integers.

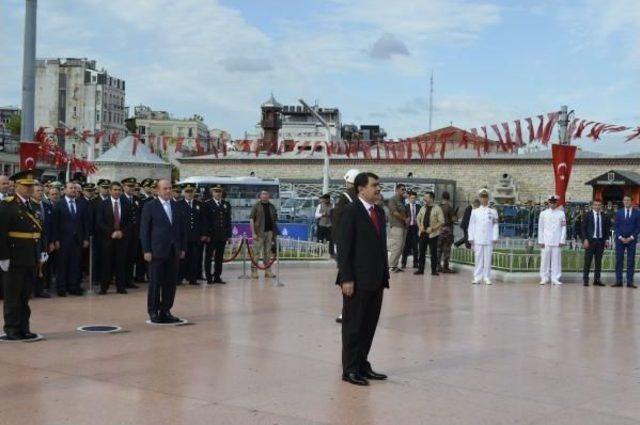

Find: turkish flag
<box><xmin>552</xmin><ymin>143</ymin><xmax>577</xmax><ymax>205</ymax></box>
<box><xmin>20</xmin><ymin>142</ymin><xmax>40</xmax><ymax>170</ymax></box>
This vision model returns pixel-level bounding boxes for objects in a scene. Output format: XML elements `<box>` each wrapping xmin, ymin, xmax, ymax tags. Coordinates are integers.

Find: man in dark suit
<box><xmin>337</xmin><ymin>172</ymin><xmax>389</xmax><ymax>386</ymax></box>
<box><xmin>53</xmin><ymin>182</ymin><xmax>89</xmax><ymax>296</ymax></box>
<box><xmin>121</xmin><ymin>177</ymin><xmax>142</xmax><ymax>289</ymax></box>
<box><xmin>91</xmin><ymin>179</ymin><xmax>111</xmax><ymax>284</ymax></box>
<box><xmin>95</xmin><ymin>182</ymin><xmax>130</xmax><ymax>294</ymax></box>
<box><xmin>177</xmin><ymin>184</ymin><xmax>206</xmax><ymax>285</ymax></box>
<box><xmin>614</xmin><ymin>196</ymin><xmax>640</xmax><ymax>288</ymax></box>
<box><xmin>140</xmin><ymin>179</ymin><xmax>186</xmax><ymax>323</ymax></box>
<box><xmin>581</xmin><ymin>199</ymin><xmax>611</xmax><ymax>286</ymax></box>
<box><xmin>203</xmin><ymin>185</ymin><xmax>232</xmax><ymax>284</ymax></box>
<box><xmin>401</xmin><ymin>191</ymin><xmax>420</xmax><ymax>269</ymax></box>
<box><xmin>135</xmin><ymin>178</ymin><xmax>155</xmax><ymax>282</ymax></box>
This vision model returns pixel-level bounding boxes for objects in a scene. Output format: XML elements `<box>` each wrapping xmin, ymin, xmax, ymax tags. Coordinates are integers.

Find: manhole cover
<box><xmin>77</xmin><ymin>325</ymin><xmax>122</xmax><ymax>333</ymax></box>
<box><xmin>145</xmin><ymin>318</ymin><xmax>189</xmax><ymax>326</ymax></box>
<box><xmin>0</xmin><ymin>333</ymin><xmax>44</xmax><ymax>343</ymax></box>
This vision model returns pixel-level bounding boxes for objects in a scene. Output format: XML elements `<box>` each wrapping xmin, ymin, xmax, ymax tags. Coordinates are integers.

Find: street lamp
<box><xmin>299</xmin><ymin>99</ymin><xmax>330</xmax><ymax>194</ymax></box>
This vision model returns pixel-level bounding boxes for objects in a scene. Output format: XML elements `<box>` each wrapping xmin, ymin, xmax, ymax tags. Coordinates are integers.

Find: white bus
<box><xmin>178</xmin><ymin>176</ymin><xmax>280</xmax><ymax>222</ymax></box>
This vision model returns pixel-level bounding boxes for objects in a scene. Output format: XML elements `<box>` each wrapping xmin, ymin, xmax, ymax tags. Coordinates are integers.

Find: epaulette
<box><xmin>3</xmin><ymin>196</ymin><xmax>14</xmax><ymax>203</ymax></box>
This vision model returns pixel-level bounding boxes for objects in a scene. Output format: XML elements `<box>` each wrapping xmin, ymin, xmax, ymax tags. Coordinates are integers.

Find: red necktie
<box><xmin>369</xmin><ymin>206</ymin><xmax>380</xmax><ymax>235</ymax></box>
<box><xmin>113</xmin><ymin>200</ymin><xmax>121</xmax><ymax>230</ymax></box>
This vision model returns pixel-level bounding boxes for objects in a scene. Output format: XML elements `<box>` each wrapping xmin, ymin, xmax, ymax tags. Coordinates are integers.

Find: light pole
<box><xmin>299</xmin><ymin>99</ymin><xmax>330</xmax><ymax>194</ymax></box>
<box><xmin>20</xmin><ymin>0</ymin><xmax>37</xmax><ymax>142</ymax></box>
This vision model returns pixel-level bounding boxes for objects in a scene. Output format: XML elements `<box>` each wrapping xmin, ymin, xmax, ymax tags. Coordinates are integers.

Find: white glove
<box><xmin>0</xmin><ymin>259</ymin><xmax>9</xmax><ymax>272</ymax></box>
<box><xmin>40</xmin><ymin>252</ymin><xmax>48</xmax><ymax>263</ymax></box>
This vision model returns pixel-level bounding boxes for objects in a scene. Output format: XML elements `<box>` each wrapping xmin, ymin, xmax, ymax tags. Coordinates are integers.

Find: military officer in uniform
<box><xmin>204</xmin><ymin>185</ymin><xmax>232</xmax><ymax>284</ymax></box>
<box><xmin>0</xmin><ymin>170</ymin><xmax>47</xmax><ymax>340</ymax></box>
<box><xmin>468</xmin><ymin>189</ymin><xmax>500</xmax><ymax>285</ymax></box>
<box><xmin>178</xmin><ymin>184</ymin><xmax>206</xmax><ymax>285</ymax></box>
<box><xmin>120</xmin><ymin>177</ymin><xmax>142</xmax><ymax>289</ymax></box>
<box><xmin>538</xmin><ymin>195</ymin><xmax>567</xmax><ymax>285</ymax></box>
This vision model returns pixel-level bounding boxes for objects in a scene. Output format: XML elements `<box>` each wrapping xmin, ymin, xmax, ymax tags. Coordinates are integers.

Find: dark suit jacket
<box><xmin>140</xmin><ymin>198</ymin><xmax>186</xmax><ymax>259</ymax></box>
<box><xmin>460</xmin><ymin>205</ymin><xmax>473</xmax><ymax>231</ymax></box>
<box><xmin>580</xmin><ymin>210</ymin><xmax>611</xmax><ymax>241</ymax></box>
<box><xmin>177</xmin><ymin>199</ymin><xmax>206</xmax><ymax>242</ymax></box>
<box><xmin>337</xmin><ymin>199</ymin><xmax>390</xmax><ymax>291</ymax></box>
<box><xmin>95</xmin><ymin>198</ymin><xmax>131</xmax><ymax>242</ymax></box>
<box><xmin>121</xmin><ymin>194</ymin><xmax>142</xmax><ymax>233</ymax></box>
<box><xmin>332</xmin><ymin>187</ymin><xmax>357</xmax><ymax>242</ymax></box>
<box><xmin>615</xmin><ymin>208</ymin><xmax>640</xmax><ymax>240</ymax></box>
<box><xmin>404</xmin><ymin>203</ymin><xmax>421</xmax><ymax>227</ymax></box>
<box><xmin>53</xmin><ymin>197</ymin><xmax>89</xmax><ymax>245</ymax></box>
<box><xmin>205</xmin><ymin>198</ymin><xmax>232</xmax><ymax>241</ymax></box>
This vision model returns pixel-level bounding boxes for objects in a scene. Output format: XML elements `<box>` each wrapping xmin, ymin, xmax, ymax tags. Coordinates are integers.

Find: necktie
<box><xmin>164</xmin><ymin>201</ymin><xmax>172</xmax><ymax>224</ymax></box>
<box><xmin>70</xmin><ymin>200</ymin><xmax>76</xmax><ymax>216</ymax></box>
<box><xmin>595</xmin><ymin>213</ymin><xmax>600</xmax><ymax>238</ymax></box>
<box><xmin>411</xmin><ymin>204</ymin><xmax>415</xmax><ymax>225</ymax></box>
<box><xmin>627</xmin><ymin>209</ymin><xmax>630</xmax><ymax>220</ymax></box>
<box><xmin>113</xmin><ymin>200</ymin><xmax>120</xmax><ymax>229</ymax></box>
<box><xmin>369</xmin><ymin>206</ymin><xmax>380</xmax><ymax>234</ymax></box>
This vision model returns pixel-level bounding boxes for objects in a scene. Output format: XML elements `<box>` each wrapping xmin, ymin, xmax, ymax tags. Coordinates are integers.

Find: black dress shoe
<box><xmin>150</xmin><ymin>316</ymin><xmax>163</xmax><ymax>324</ymax></box>
<box><xmin>414</xmin><ymin>270</ymin><xmax>424</xmax><ymax>275</ymax></box>
<box><xmin>213</xmin><ymin>279</ymin><xmax>226</xmax><ymax>284</ymax></box>
<box><xmin>188</xmin><ymin>281</ymin><xmax>199</xmax><ymax>285</ymax></box>
<box><xmin>164</xmin><ymin>313</ymin><xmax>182</xmax><ymax>323</ymax></box>
<box><xmin>594</xmin><ymin>281</ymin><xmax>605</xmax><ymax>287</ymax></box>
<box><xmin>206</xmin><ymin>280</ymin><xmax>214</xmax><ymax>284</ymax></box>
<box><xmin>57</xmin><ymin>291</ymin><xmax>67</xmax><ymax>297</ymax></box>
<box><xmin>342</xmin><ymin>373</ymin><xmax>369</xmax><ymax>386</ymax></box>
<box><xmin>628</xmin><ymin>284</ymin><xmax>638</xmax><ymax>289</ymax></box>
<box><xmin>22</xmin><ymin>332</ymin><xmax>38</xmax><ymax>340</ymax></box>
<box><xmin>431</xmin><ymin>272</ymin><xmax>440</xmax><ymax>276</ymax></box>
<box><xmin>362</xmin><ymin>369</ymin><xmax>388</xmax><ymax>380</ymax></box>
<box><xmin>35</xmin><ymin>292</ymin><xmax>51</xmax><ymax>298</ymax></box>
<box><xmin>3</xmin><ymin>333</ymin><xmax>24</xmax><ymax>340</ymax></box>
<box><xmin>117</xmin><ymin>289</ymin><xmax>128</xmax><ymax>294</ymax></box>
<box><xmin>583</xmin><ymin>282</ymin><xmax>590</xmax><ymax>287</ymax></box>
<box><xmin>612</xmin><ymin>283</ymin><xmax>624</xmax><ymax>287</ymax></box>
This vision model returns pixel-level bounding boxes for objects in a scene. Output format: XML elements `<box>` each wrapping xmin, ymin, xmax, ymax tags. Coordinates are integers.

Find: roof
<box><xmin>95</xmin><ymin>136</ymin><xmax>169</xmax><ymax>165</ymax></box>
<box><xmin>585</xmin><ymin>170</ymin><xmax>640</xmax><ymax>186</ymax></box>
<box><xmin>261</xmin><ymin>93</ymin><xmax>282</xmax><ymax>109</ymax></box>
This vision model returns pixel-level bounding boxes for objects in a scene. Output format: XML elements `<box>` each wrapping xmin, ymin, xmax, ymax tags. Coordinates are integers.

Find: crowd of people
<box><xmin>0</xmin><ymin>171</ymin><xmax>285</xmax><ymax>340</ymax></box>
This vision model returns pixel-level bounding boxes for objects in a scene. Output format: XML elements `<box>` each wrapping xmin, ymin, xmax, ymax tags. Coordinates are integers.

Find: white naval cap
<box><xmin>344</xmin><ymin>169</ymin><xmax>361</xmax><ymax>184</ymax></box>
<box><xmin>478</xmin><ymin>188</ymin><xmax>490</xmax><ymax>197</ymax></box>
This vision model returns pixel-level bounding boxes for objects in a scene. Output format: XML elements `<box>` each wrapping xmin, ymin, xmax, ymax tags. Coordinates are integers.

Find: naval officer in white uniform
<box><xmin>468</xmin><ymin>189</ymin><xmax>500</xmax><ymax>285</ymax></box>
<box><xmin>538</xmin><ymin>194</ymin><xmax>566</xmax><ymax>285</ymax></box>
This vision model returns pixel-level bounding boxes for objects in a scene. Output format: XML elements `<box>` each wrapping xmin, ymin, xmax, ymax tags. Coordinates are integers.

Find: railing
<box><xmin>450</xmin><ymin>246</ymin><xmax>640</xmax><ymax>273</ymax></box>
<box><xmin>224</xmin><ymin>236</ymin><xmax>330</xmax><ymax>261</ymax></box>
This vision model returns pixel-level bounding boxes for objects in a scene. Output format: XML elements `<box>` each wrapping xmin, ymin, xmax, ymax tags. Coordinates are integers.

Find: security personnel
<box><xmin>91</xmin><ymin>180</ymin><xmax>111</xmax><ymax>284</ymax></box>
<box><xmin>538</xmin><ymin>195</ymin><xmax>567</xmax><ymax>285</ymax></box>
<box><xmin>468</xmin><ymin>189</ymin><xmax>499</xmax><ymax>285</ymax></box>
<box><xmin>204</xmin><ymin>185</ymin><xmax>232</xmax><ymax>284</ymax></box>
<box><xmin>120</xmin><ymin>177</ymin><xmax>142</xmax><ymax>289</ymax></box>
<box><xmin>0</xmin><ymin>170</ymin><xmax>47</xmax><ymax>340</ymax></box>
<box><xmin>332</xmin><ymin>168</ymin><xmax>360</xmax><ymax>323</ymax></box>
<box><xmin>135</xmin><ymin>178</ymin><xmax>155</xmax><ymax>282</ymax></box>
<box><xmin>178</xmin><ymin>184</ymin><xmax>206</xmax><ymax>285</ymax></box>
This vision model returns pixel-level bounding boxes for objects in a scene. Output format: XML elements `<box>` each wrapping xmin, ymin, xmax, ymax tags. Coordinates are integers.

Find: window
<box><xmin>188</xmin><ymin>128</ymin><xmax>193</xmax><ymax>138</ymax></box>
<box><xmin>96</xmin><ymin>112</ymin><xmax>100</xmax><ymax>122</ymax></box>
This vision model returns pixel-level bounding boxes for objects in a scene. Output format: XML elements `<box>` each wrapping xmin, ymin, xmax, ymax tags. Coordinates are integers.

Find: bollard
<box><xmin>238</xmin><ymin>235</ymin><xmax>251</xmax><ymax>279</ymax></box>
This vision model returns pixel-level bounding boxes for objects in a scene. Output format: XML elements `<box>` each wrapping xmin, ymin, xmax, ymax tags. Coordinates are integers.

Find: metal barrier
<box><xmin>451</xmin><ymin>246</ymin><xmax>640</xmax><ymax>273</ymax></box>
<box><xmin>225</xmin><ymin>236</ymin><xmax>330</xmax><ymax>262</ymax></box>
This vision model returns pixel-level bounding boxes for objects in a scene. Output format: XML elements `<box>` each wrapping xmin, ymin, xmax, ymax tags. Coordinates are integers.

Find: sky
<box><xmin>0</xmin><ymin>0</ymin><xmax>639</xmax><ymax>153</ymax></box>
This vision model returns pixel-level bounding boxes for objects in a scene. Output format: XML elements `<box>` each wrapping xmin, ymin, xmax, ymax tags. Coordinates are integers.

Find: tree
<box><xmin>5</xmin><ymin>114</ymin><xmax>20</xmax><ymax>135</ymax></box>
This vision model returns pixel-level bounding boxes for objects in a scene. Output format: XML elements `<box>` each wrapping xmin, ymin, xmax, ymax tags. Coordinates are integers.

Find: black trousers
<box><xmin>342</xmin><ymin>287</ymin><xmax>383</xmax><ymax>375</ymax></box>
<box><xmin>135</xmin><ymin>241</ymin><xmax>147</xmax><ymax>281</ymax></box>
<box><xmin>3</xmin><ymin>265</ymin><xmax>34</xmax><ymax>337</ymax></box>
<box><xmin>417</xmin><ymin>234</ymin><xmax>438</xmax><ymax>274</ymax></box>
<box><xmin>402</xmin><ymin>225</ymin><xmax>419</xmax><ymax>267</ymax></box>
<box><xmin>147</xmin><ymin>254</ymin><xmax>179</xmax><ymax>318</ymax></box>
<box><xmin>92</xmin><ymin>236</ymin><xmax>102</xmax><ymax>282</ymax></box>
<box><xmin>56</xmin><ymin>240</ymin><xmax>82</xmax><ymax>292</ymax></box>
<box><xmin>180</xmin><ymin>240</ymin><xmax>202</xmax><ymax>284</ymax></box>
<box><xmin>101</xmin><ymin>238</ymin><xmax>127</xmax><ymax>292</ymax></box>
<box><xmin>123</xmin><ymin>231</ymin><xmax>138</xmax><ymax>286</ymax></box>
<box><xmin>204</xmin><ymin>239</ymin><xmax>226</xmax><ymax>281</ymax></box>
<box><xmin>583</xmin><ymin>238</ymin><xmax>605</xmax><ymax>283</ymax></box>
<box><xmin>317</xmin><ymin>226</ymin><xmax>334</xmax><ymax>255</ymax></box>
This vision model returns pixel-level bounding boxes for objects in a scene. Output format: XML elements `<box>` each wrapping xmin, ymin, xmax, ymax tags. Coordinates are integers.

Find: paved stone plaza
<box><xmin>1</xmin><ymin>263</ymin><xmax>640</xmax><ymax>425</ymax></box>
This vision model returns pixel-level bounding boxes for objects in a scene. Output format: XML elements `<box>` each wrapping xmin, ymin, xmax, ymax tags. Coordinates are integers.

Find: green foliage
<box><xmin>5</xmin><ymin>114</ymin><xmax>20</xmax><ymax>135</ymax></box>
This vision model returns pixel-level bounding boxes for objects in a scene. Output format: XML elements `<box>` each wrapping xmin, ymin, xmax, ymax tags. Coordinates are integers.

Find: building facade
<box><xmin>35</xmin><ymin>58</ymin><xmax>126</xmax><ymax>159</ymax></box>
<box><xmin>134</xmin><ymin>105</ymin><xmax>210</xmax><ymax>164</ymax></box>
<box><xmin>0</xmin><ymin>106</ymin><xmax>20</xmax><ymax>129</ymax></box>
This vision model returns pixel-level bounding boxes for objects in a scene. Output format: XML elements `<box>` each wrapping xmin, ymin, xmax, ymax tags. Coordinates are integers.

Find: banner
<box><xmin>19</xmin><ymin>142</ymin><xmax>40</xmax><ymax>170</ymax></box>
<box><xmin>551</xmin><ymin>143</ymin><xmax>578</xmax><ymax>206</ymax></box>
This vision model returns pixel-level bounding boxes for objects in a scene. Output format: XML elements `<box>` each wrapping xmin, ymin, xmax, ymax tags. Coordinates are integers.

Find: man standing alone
<box><xmin>387</xmin><ymin>184</ymin><xmax>407</xmax><ymax>272</ymax></box>
<box><xmin>140</xmin><ymin>179</ymin><xmax>186</xmax><ymax>323</ymax></box>
<box><xmin>538</xmin><ymin>195</ymin><xmax>566</xmax><ymax>285</ymax></box>
<box><xmin>337</xmin><ymin>172</ymin><xmax>389</xmax><ymax>386</ymax></box>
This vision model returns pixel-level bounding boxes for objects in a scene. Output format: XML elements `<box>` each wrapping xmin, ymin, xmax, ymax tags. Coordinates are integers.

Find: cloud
<box><xmin>222</xmin><ymin>57</ymin><xmax>273</xmax><ymax>73</ymax></box>
<box><xmin>366</xmin><ymin>33</ymin><xmax>410</xmax><ymax>59</ymax></box>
